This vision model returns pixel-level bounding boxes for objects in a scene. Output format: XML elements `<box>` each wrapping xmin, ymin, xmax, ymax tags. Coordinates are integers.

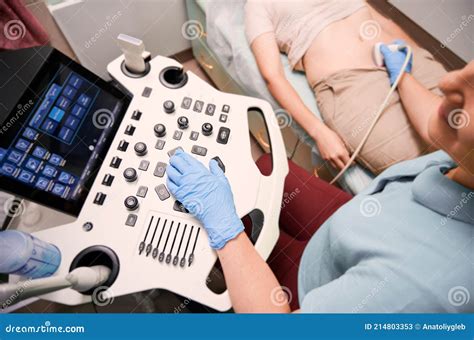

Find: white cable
<box><xmin>330</xmin><ymin>45</ymin><xmax>412</xmax><ymax>185</ymax></box>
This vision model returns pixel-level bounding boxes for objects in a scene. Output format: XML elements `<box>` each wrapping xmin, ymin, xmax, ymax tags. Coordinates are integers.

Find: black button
<box><xmin>125</xmin><ymin>214</ymin><xmax>138</xmax><ymax>226</ymax></box>
<box><xmin>193</xmin><ymin>100</ymin><xmax>204</xmax><ymax>112</ymax></box>
<box><xmin>154</xmin><ymin>124</ymin><xmax>166</xmax><ymax>137</ymax></box>
<box><xmin>155</xmin><ymin>184</ymin><xmax>170</xmax><ymax>201</ymax></box>
<box><xmin>123</xmin><ymin>167</ymin><xmax>137</xmax><ymax>182</ymax></box>
<box><xmin>83</xmin><ymin>222</ymin><xmax>93</xmax><ymax>232</ymax></box>
<box><xmin>131</xmin><ymin>110</ymin><xmax>142</xmax><ymax>120</ymax></box>
<box><xmin>153</xmin><ymin>162</ymin><xmax>167</xmax><ymax>177</ymax></box>
<box><xmin>102</xmin><ymin>173</ymin><xmax>115</xmax><ymax>186</ymax></box>
<box><xmin>190</xmin><ymin>131</ymin><xmax>199</xmax><ymax>141</ymax></box>
<box><xmin>124</xmin><ymin>196</ymin><xmax>139</xmax><ymax>210</ymax></box>
<box><xmin>125</xmin><ymin>124</ymin><xmax>135</xmax><ymax>135</ymax></box>
<box><xmin>94</xmin><ymin>192</ymin><xmax>106</xmax><ymax>205</ymax></box>
<box><xmin>168</xmin><ymin>147</ymin><xmax>183</xmax><ymax>157</ymax></box>
<box><xmin>173</xmin><ymin>200</ymin><xmax>189</xmax><ymax>213</ymax></box>
<box><xmin>177</xmin><ymin>116</ymin><xmax>189</xmax><ymax>129</ymax></box>
<box><xmin>138</xmin><ymin>160</ymin><xmax>149</xmax><ymax>171</ymax></box>
<box><xmin>155</xmin><ymin>139</ymin><xmax>165</xmax><ymax>150</ymax></box>
<box><xmin>118</xmin><ymin>140</ymin><xmax>129</xmax><ymax>151</ymax></box>
<box><xmin>173</xmin><ymin>130</ymin><xmax>183</xmax><ymax>140</ymax></box>
<box><xmin>201</xmin><ymin>123</ymin><xmax>213</xmax><ymax>136</ymax></box>
<box><xmin>181</xmin><ymin>97</ymin><xmax>192</xmax><ymax>109</ymax></box>
<box><xmin>142</xmin><ymin>87</ymin><xmax>152</xmax><ymax>97</ymax></box>
<box><xmin>163</xmin><ymin>100</ymin><xmax>175</xmax><ymax>113</ymax></box>
<box><xmin>191</xmin><ymin>145</ymin><xmax>207</xmax><ymax>156</ymax></box>
<box><xmin>222</xmin><ymin>104</ymin><xmax>230</xmax><ymax>113</ymax></box>
<box><xmin>137</xmin><ymin>186</ymin><xmax>148</xmax><ymax>198</ymax></box>
<box><xmin>110</xmin><ymin>156</ymin><xmax>122</xmax><ymax>168</ymax></box>
<box><xmin>212</xmin><ymin>156</ymin><xmax>225</xmax><ymax>173</ymax></box>
<box><xmin>134</xmin><ymin>142</ymin><xmax>147</xmax><ymax>156</ymax></box>
<box><xmin>205</xmin><ymin>104</ymin><xmax>216</xmax><ymax>116</ymax></box>
<box><xmin>217</xmin><ymin>127</ymin><xmax>230</xmax><ymax>144</ymax></box>
<box><xmin>219</xmin><ymin>114</ymin><xmax>228</xmax><ymax>123</ymax></box>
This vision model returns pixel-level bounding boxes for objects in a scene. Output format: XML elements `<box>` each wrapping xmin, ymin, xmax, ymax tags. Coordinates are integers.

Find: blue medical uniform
<box><xmin>298</xmin><ymin>151</ymin><xmax>473</xmax><ymax>312</ymax></box>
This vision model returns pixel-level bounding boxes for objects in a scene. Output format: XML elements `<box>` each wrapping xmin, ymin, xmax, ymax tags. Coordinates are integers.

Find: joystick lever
<box><xmin>117</xmin><ymin>34</ymin><xmax>151</xmax><ymax>76</ymax></box>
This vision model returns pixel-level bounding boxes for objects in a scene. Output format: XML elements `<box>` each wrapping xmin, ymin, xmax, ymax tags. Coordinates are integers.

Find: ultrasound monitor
<box><xmin>0</xmin><ymin>47</ymin><xmax>130</xmax><ymax>216</ymax></box>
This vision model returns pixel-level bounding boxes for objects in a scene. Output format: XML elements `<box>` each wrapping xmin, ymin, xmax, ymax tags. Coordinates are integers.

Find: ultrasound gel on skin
<box><xmin>0</xmin><ymin>230</ymin><xmax>61</xmax><ymax>279</ymax></box>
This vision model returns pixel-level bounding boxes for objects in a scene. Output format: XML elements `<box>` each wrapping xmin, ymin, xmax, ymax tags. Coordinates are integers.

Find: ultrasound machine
<box><xmin>0</xmin><ymin>35</ymin><xmax>288</xmax><ymax>311</ymax></box>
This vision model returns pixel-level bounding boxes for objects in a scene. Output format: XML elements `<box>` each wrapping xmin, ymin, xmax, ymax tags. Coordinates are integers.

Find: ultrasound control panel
<box><xmin>7</xmin><ymin>37</ymin><xmax>288</xmax><ymax>311</ymax></box>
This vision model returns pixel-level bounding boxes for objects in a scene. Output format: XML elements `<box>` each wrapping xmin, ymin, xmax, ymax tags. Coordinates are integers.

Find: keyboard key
<box><xmin>58</xmin><ymin>126</ymin><xmax>74</xmax><ymax>143</ymax></box>
<box><xmin>42</xmin><ymin>165</ymin><xmax>57</xmax><ymax>178</ymax></box>
<box><xmin>138</xmin><ymin>160</ymin><xmax>149</xmax><ymax>171</ymax></box>
<box><xmin>49</xmin><ymin>154</ymin><xmax>63</xmax><ymax>166</ymax></box>
<box><xmin>41</xmin><ymin>119</ymin><xmax>58</xmax><ymax>134</ymax></box>
<box><xmin>153</xmin><ymin>162</ymin><xmax>167</xmax><ymax>177</ymax></box>
<box><xmin>68</xmin><ymin>74</ymin><xmax>83</xmax><ymax>89</ymax></box>
<box><xmin>136</xmin><ymin>186</ymin><xmax>148</xmax><ymax>198</ymax></box>
<box><xmin>125</xmin><ymin>124</ymin><xmax>135</xmax><ymax>136</ymax></box>
<box><xmin>193</xmin><ymin>100</ymin><xmax>204</xmax><ymax>112</ymax></box>
<box><xmin>102</xmin><ymin>174</ymin><xmax>114</xmax><ymax>186</ymax></box>
<box><xmin>190</xmin><ymin>131</ymin><xmax>199</xmax><ymax>141</ymax></box>
<box><xmin>222</xmin><ymin>104</ymin><xmax>230</xmax><ymax>113</ymax></box>
<box><xmin>56</xmin><ymin>96</ymin><xmax>71</xmax><ymax>110</ymax></box>
<box><xmin>155</xmin><ymin>184</ymin><xmax>170</xmax><ymax>201</ymax></box>
<box><xmin>0</xmin><ymin>148</ymin><xmax>6</xmax><ymax>161</ymax></box>
<box><xmin>110</xmin><ymin>156</ymin><xmax>122</xmax><ymax>168</ymax></box>
<box><xmin>35</xmin><ymin>177</ymin><xmax>50</xmax><ymax>190</ymax></box>
<box><xmin>15</xmin><ymin>138</ymin><xmax>31</xmax><ymax>152</ymax></box>
<box><xmin>71</xmin><ymin>104</ymin><xmax>86</xmax><ymax>118</ymax></box>
<box><xmin>1</xmin><ymin>163</ymin><xmax>17</xmax><ymax>176</ymax></box>
<box><xmin>62</xmin><ymin>85</ymin><xmax>77</xmax><ymax>100</ymax></box>
<box><xmin>155</xmin><ymin>139</ymin><xmax>165</xmax><ymax>150</ymax></box>
<box><xmin>181</xmin><ymin>97</ymin><xmax>192</xmax><ymax>109</ymax></box>
<box><xmin>58</xmin><ymin>171</ymin><xmax>72</xmax><ymax>184</ymax></box>
<box><xmin>49</xmin><ymin>107</ymin><xmax>65</xmax><ymax>123</ymax></box>
<box><xmin>125</xmin><ymin>214</ymin><xmax>138</xmax><ymax>227</ymax></box>
<box><xmin>205</xmin><ymin>104</ymin><xmax>216</xmax><ymax>116</ymax></box>
<box><xmin>142</xmin><ymin>87</ymin><xmax>152</xmax><ymax>97</ymax></box>
<box><xmin>117</xmin><ymin>140</ymin><xmax>129</xmax><ymax>151</ymax></box>
<box><xmin>131</xmin><ymin>110</ymin><xmax>142</xmax><ymax>120</ymax></box>
<box><xmin>18</xmin><ymin>170</ymin><xmax>34</xmax><ymax>184</ymax></box>
<box><xmin>173</xmin><ymin>130</ymin><xmax>183</xmax><ymax>140</ymax></box>
<box><xmin>77</xmin><ymin>94</ymin><xmax>91</xmax><ymax>108</ymax></box>
<box><xmin>52</xmin><ymin>183</ymin><xmax>67</xmax><ymax>197</ymax></box>
<box><xmin>217</xmin><ymin>127</ymin><xmax>231</xmax><ymax>144</ymax></box>
<box><xmin>22</xmin><ymin>127</ymin><xmax>38</xmax><ymax>140</ymax></box>
<box><xmin>32</xmin><ymin>146</ymin><xmax>48</xmax><ymax>159</ymax></box>
<box><xmin>7</xmin><ymin>150</ymin><xmax>24</xmax><ymax>164</ymax></box>
<box><xmin>219</xmin><ymin>114</ymin><xmax>228</xmax><ymax>123</ymax></box>
<box><xmin>191</xmin><ymin>145</ymin><xmax>207</xmax><ymax>156</ymax></box>
<box><xmin>46</xmin><ymin>84</ymin><xmax>61</xmax><ymax>99</ymax></box>
<box><xmin>65</xmin><ymin>116</ymin><xmax>79</xmax><ymax>130</ymax></box>
<box><xmin>25</xmin><ymin>157</ymin><xmax>42</xmax><ymax>172</ymax></box>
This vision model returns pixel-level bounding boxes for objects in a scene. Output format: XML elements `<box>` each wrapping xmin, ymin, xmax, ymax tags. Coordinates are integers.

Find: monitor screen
<box><xmin>0</xmin><ymin>49</ymin><xmax>130</xmax><ymax>216</ymax></box>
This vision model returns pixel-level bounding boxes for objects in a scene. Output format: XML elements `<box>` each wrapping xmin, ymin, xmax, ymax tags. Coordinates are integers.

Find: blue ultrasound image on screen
<box><xmin>0</xmin><ymin>66</ymin><xmax>125</xmax><ymax>202</ymax></box>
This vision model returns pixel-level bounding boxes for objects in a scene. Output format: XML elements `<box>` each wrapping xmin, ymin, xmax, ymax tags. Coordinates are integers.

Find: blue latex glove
<box><xmin>166</xmin><ymin>149</ymin><xmax>244</xmax><ymax>249</ymax></box>
<box><xmin>380</xmin><ymin>39</ymin><xmax>413</xmax><ymax>86</ymax></box>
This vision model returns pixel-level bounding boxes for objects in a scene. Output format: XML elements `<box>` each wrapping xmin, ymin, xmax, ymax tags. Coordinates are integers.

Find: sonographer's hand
<box><xmin>381</xmin><ymin>39</ymin><xmax>413</xmax><ymax>86</ymax></box>
<box><xmin>166</xmin><ymin>149</ymin><xmax>244</xmax><ymax>249</ymax></box>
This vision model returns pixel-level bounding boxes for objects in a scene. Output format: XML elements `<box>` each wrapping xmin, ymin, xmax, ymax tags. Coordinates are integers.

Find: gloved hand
<box><xmin>166</xmin><ymin>149</ymin><xmax>244</xmax><ymax>249</ymax></box>
<box><xmin>380</xmin><ymin>39</ymin><xmax>413</xmax><ymax>86</ymax></box>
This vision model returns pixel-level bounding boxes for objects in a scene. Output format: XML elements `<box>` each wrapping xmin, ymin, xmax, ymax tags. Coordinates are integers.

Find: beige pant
<box><xmin>313</xmin><ymin>47</ymin><xmax>446</xmax><ymax>174</ymax></box>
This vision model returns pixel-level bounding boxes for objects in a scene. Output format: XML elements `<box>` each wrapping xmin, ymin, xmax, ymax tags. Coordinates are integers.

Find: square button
<box><xmin>69</xmin><ymin>74</ymin><xmax>83</xmax><ymax>89</ymax></box>
<box><xmin>65</xmin><ymin>116</ymin><xmax>80</xmax><ymax>130</ymax></box>
<box><xmin>71</xmin><ymin>104</ymin><xmax>86</xmax><ymax>118</ymax></box>
<box><xmin>77</xmin><ymin>94</ymin><xmax>91</xmax><ymax>108</ymax></box>
<box><xmin>125</xmin><ymin>124</ymin><xmax>135</xmax><ymax>136</ymax></box>
<box><xmin>139</xmin><ymin>160</ymin><xmax>150</xmax><ymax>171</ymax></box>
<box><xmin>42</xmin><ymin>165</ymin><xmax>57</xmax><ymax>178</ymax></box>
<box><xmin>173</xmin><ymin>130</ymin><xmax>183</xmax><ymax>140</ymax></box>
<box><xmin>49</xmin><ymin>107</ymin><xmax>65</xmax><ymax>122</ymax></box>
<box><xmin>142</xmin><ymin>87</ymin><xmax>152</xmax><ymax>98</ymax></box>
<box><xmin>153</xmin><ymin>162</ymin><xmax>167</xmax><ymax>177</ymax></box>
<box><xmin>193</xmin><ymin>100</ymin><xmax>204</xmax><ymax>112</ymax></box>
<box><xmin>118</xmin><ymin>140</ymin><xmax>129</xmax><ymax>151</ymax></box>
<box><xmin>32</xmin><ymin>146</ymin><xmax>47</xmax><ymax>159</ymax></box>
<box><xmin>110</xmin><ymin>156</ymin><xmax>122</xmax><ymax>168</ymax></box>
<box><xmin>49</xmin><ymin>154</ymin><xmax>63</xmax><ymax>166</ymax></box>
<box><xmin>102</xmin><ymin>173</ymin><xmax>114</xmax><ymax>186</ymax></box>
<box><xmin>62</xmin><ymin>85</ymin><xmax>77</xmax><ymax>100</ymax></box>
<box><xmin>136</xmin><ymin>186</ymin><xmax>148</xmax><ymax>198</ymax></box>
<box><xmin>23</xmin><ymin>127</ymin><xmax>38</xmax><ymax>140</ymax></box>
<box><xmin>7</xmin><ymin>150</ymin><xmax>24</xmax><ymax>164</ymax></box>
<box><xmin>18</xmin><ymin>170</ymin><xmax>34</xmax><ymax>184</ymax></box>
<box><xmin>181</xmin><ymin>97</ymin><xmax>192</xmax><ymax>109</ymax></box>
<box><xmin>15</xmin><ymin>138</ymin><xmax>30</xmax><ymax>152</ymax></box>
<box><xmin>41</xmin><ymin>119</ymin><xmax>58</xmax><ymax>134</ymax></box>
<box><xmin>58</xmin><ymin>126</ymin><xmax>74</xmax><ymax>143</ymax></box>
<box><xmin>155</xmin><ymin>184</ymin><xmax>170</xmax><ymax>201</ymax></box>
<box><xmin>222</xmin><ymin>104</ymin><xmax>230</xmax><ymax>113</ymax></box>
<box><xmin>35</xmin><ymin>177</ymin><xmax>50</xmax><ymax>190</ymax></box>
<box><xmin>131</xmin><ymin>110</ymin><xmax>142</xmax><ymax>120</ymax></box>
<box><xmin>52</xmin><ymin>183</ymin><xmax>67</xmax><ymax>197</ymax></box>
<box><xmin>191</xmin><ymin>145</ymin><xmax>207</xmax><ymax>156</ymax></box>
<box><xmin>57</xmin><ymin>97</ymin><xmax>71</xmax><ymax>110</ymax></box>
<box><xmin>155</xmin><ymin>139</ymin><xmax>166</xmax><ymax>150</ymax></box>
<box><xmin>190</xmin><ymin>131</ymin><xmax>199</xmax><ymax>141</ymax></box>
<box><xmin>125</xmin><ymin>214</ymin><xmax>138</xmax><ymax>227</ymax></box>
<box><xmin>93</xmin><ymin>192</ymin><xmax>106</xmax><ymax>205</ymax></box>
<box><xmin>219</xmin><ymin>114</ymin><xmax>228</xmax><ymax>123</ymax></box>
<box><xmin>25</xmin><ymin>157</ymin><xmax>42</xmax><ymax>172</ymax></box>
<box><xmin>167</xmin><ymin>147</ymin><xmax>183</xmax><ymax>157</ymax></box>
<box><xmin>205</xmin><ymin>104</ymin><xmax>216</xmax><ymax>116</ymax></box>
